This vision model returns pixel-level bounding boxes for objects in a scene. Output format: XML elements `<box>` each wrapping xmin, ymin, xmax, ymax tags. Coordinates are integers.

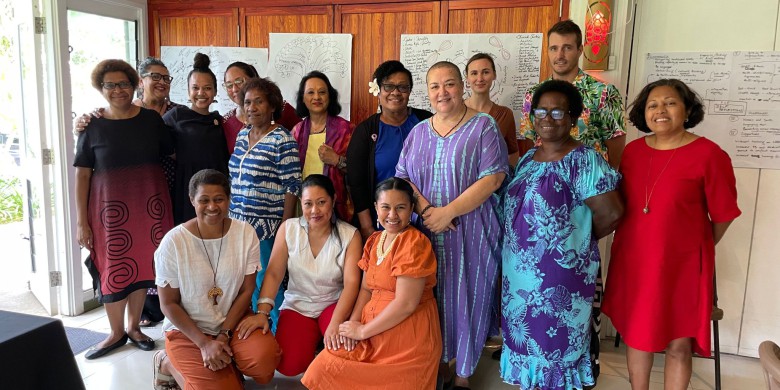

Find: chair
<box><xmin>612</xmin><ymin>272</ymin><xmax>723</xmax><ymax>390</ymax></box>
<box><xmin>759</xmin><ymin>340</ymin><xmax>780</xmax><ymax>390</ymax></box>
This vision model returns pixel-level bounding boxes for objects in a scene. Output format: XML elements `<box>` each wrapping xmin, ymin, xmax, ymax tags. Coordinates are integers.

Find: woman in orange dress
<box><xmin>301</xmin><ymin>177</ymin><xmax>441</xmax><ymax>389</ymax></box>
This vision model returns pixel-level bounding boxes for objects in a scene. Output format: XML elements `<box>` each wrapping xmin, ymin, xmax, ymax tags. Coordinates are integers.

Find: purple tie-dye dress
<box><xmin>396</xmin><ymin>113</ymin><xmax>509</xmax><ymax>377</ymax></box>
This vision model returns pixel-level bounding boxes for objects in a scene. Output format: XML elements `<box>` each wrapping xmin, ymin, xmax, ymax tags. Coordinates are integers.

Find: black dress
<box><xmin>162</xmin><ymin>106</ymin><xmax>229</xmax><ymax>224</ymax></box>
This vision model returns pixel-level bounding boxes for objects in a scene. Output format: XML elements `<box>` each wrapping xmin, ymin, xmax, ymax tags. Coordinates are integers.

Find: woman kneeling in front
<box><xmin>302</xmin><ymin>177</ymin><xmax>442</xmax><ymax>390</ymax></box>
<box><xmin>152</xmin><ymin>169</ymin><xmax>281</xmax><ymax>390</ymax></box>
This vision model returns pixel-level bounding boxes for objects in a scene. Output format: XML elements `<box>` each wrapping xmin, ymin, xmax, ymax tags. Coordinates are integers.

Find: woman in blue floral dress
<box><xmin>500</xmin><ymin>80</ymin><xmax>624</xmax><ymax>390</ymax></box>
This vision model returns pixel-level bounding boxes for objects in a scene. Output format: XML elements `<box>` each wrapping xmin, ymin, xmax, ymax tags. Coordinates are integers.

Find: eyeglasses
<box><xmin>223</xmin><ymin>77</ymin><xmax>246</xmax><ymax>90</ymax></box>
<box><xmin>381</xmin><ymin>83</ymin><xmax>411</xmax><ymax>93</ymax></box>
<box><xmin>141</xmin><ymin>72</ymin><xmax>173</xmax><ymax>84</ymax></box>
<box><xmin>533</xmin><ymin>108</ymin><xmax>568</xmax><ymax>120</ymax></box>
<box><xmin>101</xmin><ymin>81</ymin><xmax>134</xmax><ymax>90</ymax></box>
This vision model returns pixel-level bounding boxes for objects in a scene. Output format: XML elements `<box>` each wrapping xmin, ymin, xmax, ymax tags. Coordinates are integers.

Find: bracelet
<box><xmin>420</xmin><ymin>204</ymin><xmax>435</xmax><ymax>219</ymax></box>
<box><xmin>257</xmin><ymin>297</ymin><xmax>276</xmax><ymax>309</ymax></box>
<box><xmin>256</xmin><ymin>310</ymin><xmax>271</xmax><ymax>319</ymax></box>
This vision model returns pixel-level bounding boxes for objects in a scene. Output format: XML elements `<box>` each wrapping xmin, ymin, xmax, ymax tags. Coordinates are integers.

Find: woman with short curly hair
<box><xmin>75</xmin><ymin>59</ymin><xmax>174</xmax><ymax>359</ymax></box>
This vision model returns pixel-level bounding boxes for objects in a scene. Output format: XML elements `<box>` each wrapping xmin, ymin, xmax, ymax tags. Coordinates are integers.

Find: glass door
<box><xmin>16</xmin><ymin>0</ymin><xmax>58</xmax><ymax>315</ymax></box>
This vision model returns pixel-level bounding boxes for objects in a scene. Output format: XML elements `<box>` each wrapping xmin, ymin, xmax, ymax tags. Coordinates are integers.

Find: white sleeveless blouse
<box><xmin>279</xmin><ymin>217</ymin><xmax>356</xmax><ymax>317</ymax></box>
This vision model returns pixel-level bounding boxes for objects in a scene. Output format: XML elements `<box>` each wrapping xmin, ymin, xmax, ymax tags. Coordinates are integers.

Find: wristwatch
<box><xmin>218</xmin><ymin>329</ymin><xmax>233</xmax><ymax>340</ymax></box>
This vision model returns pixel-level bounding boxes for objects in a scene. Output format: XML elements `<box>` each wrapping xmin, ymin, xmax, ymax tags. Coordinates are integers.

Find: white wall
<box><xmin>571</xmin><ymin>0</ymin><xmax>780</xmax><ymax>358</ymax></box>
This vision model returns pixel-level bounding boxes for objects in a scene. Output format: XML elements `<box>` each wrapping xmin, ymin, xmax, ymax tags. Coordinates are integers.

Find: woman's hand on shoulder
<box><xmin>236</xmin><ymin>312</ymin><xmax>270</xmax><ymax>338</ymax></box>
<box><xmin>338</xmin><ymin>320</ymin><xmax>366</xmax><ymax>341</ymax></box>
<box><xmin>72</xmin><ymin>108</ymin><xmax>105</xmax><ymax>134</ymax></box>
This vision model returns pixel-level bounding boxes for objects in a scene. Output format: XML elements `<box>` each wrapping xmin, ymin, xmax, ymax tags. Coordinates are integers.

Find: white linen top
<box><xmin>155</xmin><ymin>220</ymin><xmax>260</xmax><ymax>335</ymax></box>
<box><xmin>279</xmin><ymin>217</ymin><xmax>356</xmax><ymax>318</ymax></box>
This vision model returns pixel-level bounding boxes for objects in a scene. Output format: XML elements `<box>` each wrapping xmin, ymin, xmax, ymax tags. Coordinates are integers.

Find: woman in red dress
<box><xmin>602</xmin><ymin>79</ymin><xmax>741</xmax><ymax>390</ymax></box>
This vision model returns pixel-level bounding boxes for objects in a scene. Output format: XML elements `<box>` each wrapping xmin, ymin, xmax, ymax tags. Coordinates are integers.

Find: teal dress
<box><xmin>500</xmin><ymin>145</ymin><xmax>620</xmax><ymax>390</ymax></box>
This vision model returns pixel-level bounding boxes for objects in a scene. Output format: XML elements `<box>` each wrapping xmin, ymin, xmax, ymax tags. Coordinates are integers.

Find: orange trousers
<box><xmin>165</xmin><ymin>324</ymin><xmax>281</xmax><ymax>390</ymax></box>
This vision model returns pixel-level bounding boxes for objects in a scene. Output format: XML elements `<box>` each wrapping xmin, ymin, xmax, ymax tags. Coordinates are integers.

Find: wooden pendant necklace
<box><xmin>643</xmin><ymin>132</ymin><xmax>687</xmax><ymax>214</ymax></box>
<box><xmin>196</xmin><ymin>219</ymin><xmax>225</xmax><ymax>305</ymax></box>
<box><xmin>432</xmin><ymin>105</ymin><xmax>468</xmax><ymax>138</ymax></box>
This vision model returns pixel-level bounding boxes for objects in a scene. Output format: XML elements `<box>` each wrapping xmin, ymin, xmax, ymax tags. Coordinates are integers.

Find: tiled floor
<box><xmin>61</xmin><ymin>306</ymin><xmax>766</xmax><ymax>389</ymax></box>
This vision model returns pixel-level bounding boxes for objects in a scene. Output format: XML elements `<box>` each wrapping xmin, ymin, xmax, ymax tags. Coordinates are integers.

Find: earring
<box><xmin>271</xmin><ymin>119</ymin><xmax>276</xmax><ymax>126</ymax></box>
<box><xmin>376</xmin><ymin>104</ymin><xmax>382</xmax><ymax>114</ymax></box>
<box><xmin>376</xmin><ymin>219</ymin><xmax>380</xmax><ymax>229</ymax></box>
<box><xmin>685</xmin><ymin>118</ymin><xmax>689</xmax><ymax>123</ymax></box>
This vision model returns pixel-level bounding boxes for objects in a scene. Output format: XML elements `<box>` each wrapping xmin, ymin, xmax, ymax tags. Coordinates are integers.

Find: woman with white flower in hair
<box><xmin>346</xmin><ymin>60</ymin><xmax>433</xmax><ymax>241</ymax></box>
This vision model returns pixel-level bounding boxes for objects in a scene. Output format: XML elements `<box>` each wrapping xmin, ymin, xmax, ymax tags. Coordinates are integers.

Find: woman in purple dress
<box><xmin>396</xmin><ymin>61</ymin><xmax>509</xmax><ymax>389</ymax></box>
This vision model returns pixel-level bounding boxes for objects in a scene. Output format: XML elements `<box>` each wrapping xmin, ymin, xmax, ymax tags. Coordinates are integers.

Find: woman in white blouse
<box><xmin>236</xmin><ymin>174</ymin><xmax>362</xmax><ymax>376</ymax></box>
<box><xmin>153</xmin><ymin>169</ymin><xmax>281</xmax><ymax>390</ymax></box>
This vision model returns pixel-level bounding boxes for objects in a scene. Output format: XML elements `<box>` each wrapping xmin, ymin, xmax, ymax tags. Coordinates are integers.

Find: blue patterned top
<box><xmin>500</xmin><ymin>145</ymin><xmax>620</xmax><ymax>390</ymax></box>
<box><xmin>229</xmin><ymin>126</ymin><xmax>301</xmax><ymax>240</ymax></box>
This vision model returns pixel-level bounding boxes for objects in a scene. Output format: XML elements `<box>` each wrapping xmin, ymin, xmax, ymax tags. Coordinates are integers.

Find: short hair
<box><xmin>239</xmin><ymin>77</ymin><xmax>284</xmax><ymax>121</ymax></box>
<box><xmin>465</xmin><ymin>53</ymin><xmax>496</xmax><ymax>74</ymax></box>
<box><xmin>138</xmin><ymin>56</ymin><xmax>168</xmax><ymax>74</ymax></box>
<box><xmin>530</xmin><ymin>79</ymin><xmax>585</xmax><ymax>124</ymax></box>
<box><xmin>427</xmin><ymin>61</ymin><xmax>463</xmax><ymax>83</ymax></box>
<box><xmin>374</xmin><ymin>177</ymin><xmax>415</xmax><ymax>207</ymax></box>
<box><xmin>301</xmin><ymin>174</ymin><xmax>336</xmax><ymax>201</ymax></box>
<box><xmin>295</xmin><ymin>71</ymin><xmax>342</xmax><ymax>118</ymax></box>
<box><xmin>225</xmin><ymin>61</ymin><xmax>259</xmax><ymax>80</ymax></box>
<box><xmin>628</xmin><ymin>79</ymin><xmax>705</xmax><ymax>133</ymax></box>
<box><xmin>188</xmin><ymin>169</ymin><xmax>230</xmax><ymax>199</ymax></box>
<box><xmin>372</xmin><ymin>60</ymin><xmax>414</xmax><ymax>90</ymax></box>
<box><xmin>547</xmin><ymin>20</ymin><xmax>583</xmax><ymax>48</ymax></box>
<box><xmin>90</xmin><ymin>59</ymin><xmax>139</xmax><ymax>92</ymax></box>
<box><xmin>187</xmin><ymin>53</ymin><xmax>217</xmax><ymax>88</ymax></box>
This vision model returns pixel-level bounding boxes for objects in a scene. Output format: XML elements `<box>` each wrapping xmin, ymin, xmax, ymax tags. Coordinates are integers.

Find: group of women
<box><xmin>74</xmin><ymin>49</ymin><xmax>739</xmax><ymax>390</ymax></box>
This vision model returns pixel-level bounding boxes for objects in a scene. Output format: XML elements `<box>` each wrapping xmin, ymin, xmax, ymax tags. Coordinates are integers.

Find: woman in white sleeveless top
<box><xmin>236</xmin><ymin>174</ymin><xmax>363</xmax><ymax>376</ymax></box>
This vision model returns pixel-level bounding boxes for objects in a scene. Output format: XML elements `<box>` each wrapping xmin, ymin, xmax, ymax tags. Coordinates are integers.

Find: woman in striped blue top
<box><xmin>228</xmin><ymin>77</ymin><xmax>302</xmax><ymax>332</ymax></box>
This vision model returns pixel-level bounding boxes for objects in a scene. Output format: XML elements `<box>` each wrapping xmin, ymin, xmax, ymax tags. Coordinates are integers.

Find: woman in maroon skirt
<box><xmin>75</xmin><ymin>59</ymin><xmax>174</xmax><ymax>359</ymax></box>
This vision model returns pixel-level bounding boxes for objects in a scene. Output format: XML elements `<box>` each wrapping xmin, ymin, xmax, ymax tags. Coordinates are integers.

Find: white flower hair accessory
<box><xmin>368</xmin><ymin>79</ymin><xmax>380</xmax><ymax>96</ymax></box>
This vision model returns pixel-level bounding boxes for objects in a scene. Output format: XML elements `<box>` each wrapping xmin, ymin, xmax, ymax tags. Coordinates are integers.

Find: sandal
<box><xmin>139</xmin><ymin>319</ymin><xmax>153</xmax><ymax>327</ymax></box>
<box><xmin>153</xmin><ymin>350</ymin><xmax>179</xmax><ymax>390</ymax></box>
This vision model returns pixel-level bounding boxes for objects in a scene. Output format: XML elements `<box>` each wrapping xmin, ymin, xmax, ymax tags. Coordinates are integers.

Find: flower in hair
<box><xmin>368</xmin><ymin>79</ymin><xmax>380</xmax><ymax>96</ymax></box>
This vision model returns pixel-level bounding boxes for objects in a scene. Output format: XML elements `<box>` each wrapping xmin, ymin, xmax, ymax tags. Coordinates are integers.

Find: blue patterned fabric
<box><xmin>228</xmin><ymin>126</ymin><xmax>301</xmax><ymax>241</ymax></box>
<box><xmin>500</xmin><ymin>145</ymin><xmax>620</xmax><ymax>390</ymax></box>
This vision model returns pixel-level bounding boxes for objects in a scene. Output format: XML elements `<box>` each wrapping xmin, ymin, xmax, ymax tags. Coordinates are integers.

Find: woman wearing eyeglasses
<box><xmin>74</xmin><ymin>57</ymin><xmax>181</xmax><ymax>329</ymax></box>
<box><xmin>222</xmin><ymin>62</ymin><xmax>300</xmax><ymax>155</ymax></box>
<box><xmin>346</xmin><ymin>61</ymin><xmax>433</xmax><ymax>240</ymax></box>
<box><xmin>74</xmin><ymin>59</ymin><xmax>174</xmax><ymax>359</ymax></box>
<box><xmin>291</xmin><ymin>71</ymin><xmax>354</xmax><ymax>222</ymax></box>
<box><xmin>498</xmin><ymin>79</ymin><xmax>623</xmax><ymax>389</ymax></box>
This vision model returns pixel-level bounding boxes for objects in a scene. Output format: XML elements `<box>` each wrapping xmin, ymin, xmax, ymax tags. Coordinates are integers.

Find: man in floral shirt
<box><xmin>514</xmin><ymin>20</ymin><xmax>626</xmax><ymax>386</ymax></box>
<box><xmin>519</xmin><ymin>20</ymin><xmax>626</xmax><ymax>169</ymax></box>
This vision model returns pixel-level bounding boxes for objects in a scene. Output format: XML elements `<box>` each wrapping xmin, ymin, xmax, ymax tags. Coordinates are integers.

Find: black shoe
<box><xmin>491</xmin><ymin>348</ymin><xmax>501</xmax><ymax>360</ymax></box>
<box><xmin>128</xmin><ymin>334</ymin><xmax>156</xmax><ymax>351</ymax></box>
<box><xmin>85</xmin><ymin>333</ymin><xmax>129</xmax><ymax>360</ymax></box>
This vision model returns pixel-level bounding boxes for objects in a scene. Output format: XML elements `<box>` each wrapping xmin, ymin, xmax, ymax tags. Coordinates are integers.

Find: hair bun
<box><xmin>193</xmin><ymin>53</ymin><xmax>210</xmax><ymax>70</ymax></box>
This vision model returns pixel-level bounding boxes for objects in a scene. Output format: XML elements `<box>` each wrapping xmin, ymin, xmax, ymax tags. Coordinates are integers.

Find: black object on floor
<box><xmin>65</xmin><ymin>326</ymin><xmax>110</xmax><ymax>355</ymax></box>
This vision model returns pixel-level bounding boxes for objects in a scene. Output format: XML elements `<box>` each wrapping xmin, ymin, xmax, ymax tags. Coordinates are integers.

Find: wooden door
<box><xmin>241</xmin><ymin>6</ymin><xmax>334</xmax><ymax>49</ymax></box>
<box><xmin>444</xmin><ymin>0</ymin><xmax>564</xmax><ymax>81</ymax></box>
<box><xmin>337</xmin><ymin>2</ymin><xmax>442</xmax><ymax>124</ymax></box>
<box><xmin>151</xmin><ymin>8</ymin><xmax>240</xmax><ymax>57</ymax></box>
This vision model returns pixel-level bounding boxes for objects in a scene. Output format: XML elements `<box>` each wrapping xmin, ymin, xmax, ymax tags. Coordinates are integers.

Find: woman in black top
<box><xmin>346</xmin><ymin>60</ymin><xmax>432</xmax><ymax>240</ymax></box>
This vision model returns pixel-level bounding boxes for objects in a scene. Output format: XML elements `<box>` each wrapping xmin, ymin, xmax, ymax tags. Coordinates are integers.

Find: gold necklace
<box><xmin>376</xmin><ymin>231</ymin><xmax>399</xmax><ymax>265</ymax></box>
<box><xmin>196</xmin><ymin>219</ymin><xmax>225</xmax><ymax>305</ymax></box>
<box><xmin>643</xmin><ymin>132</ymin><xmax>687</xmax><ymax>214</ymax></box>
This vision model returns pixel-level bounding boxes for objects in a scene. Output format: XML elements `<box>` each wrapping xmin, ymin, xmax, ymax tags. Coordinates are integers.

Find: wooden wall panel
<box><xmin>242</xmin><ymin>6</ymin><xmax>334</xmax><ymax>48</ymax></box>
<box><xmin>445</xmin><ymin>0</ymin><xmax>562</xmax><ymax>81</ymax></box>
<box><xmin>152</xmin><ymin>9</ymin><xmax>239</xmax><ymax>57</ymax></box>
<box><xmin>338</xmin><ymin>2</ymin><xmax>441</xmax><ymax>124</ymax></box>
